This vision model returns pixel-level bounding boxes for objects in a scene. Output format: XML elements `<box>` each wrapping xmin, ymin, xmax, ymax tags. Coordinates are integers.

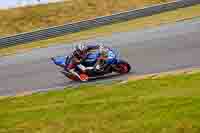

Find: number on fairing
<box><xmin>108</xmin><ymin>51</ymin><xmax>115</xmax><ymax>59</ymax></box>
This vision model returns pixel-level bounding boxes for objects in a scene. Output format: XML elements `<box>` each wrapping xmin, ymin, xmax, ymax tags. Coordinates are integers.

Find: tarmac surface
<box><xmin>0</xmin><ymin>18</ymin><xmax>200</xmax><ymax>96</ymax></box>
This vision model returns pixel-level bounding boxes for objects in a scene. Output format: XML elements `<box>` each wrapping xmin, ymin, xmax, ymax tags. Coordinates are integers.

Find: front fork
<box><xmin>111</xmin><ymin>64</ymin><xmax>122</xmax><ymax>72</ymax></box>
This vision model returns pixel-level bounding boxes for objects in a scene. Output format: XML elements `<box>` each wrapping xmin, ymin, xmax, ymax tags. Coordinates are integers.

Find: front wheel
<box><xmin>113</xmin><ymin>60</ymin><xmax>131</xmax><ymax>74</ymax></box>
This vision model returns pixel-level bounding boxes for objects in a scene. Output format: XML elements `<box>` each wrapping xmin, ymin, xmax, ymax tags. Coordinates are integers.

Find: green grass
<box><xmin>0</xmin><ymin>0</ymin><xmax>170</xmax><ymax>37</ymax></box>
<box><xmin>1</xmin><ymin>72</ymin><xmax>200</xmax><ymax>133</ymax></box>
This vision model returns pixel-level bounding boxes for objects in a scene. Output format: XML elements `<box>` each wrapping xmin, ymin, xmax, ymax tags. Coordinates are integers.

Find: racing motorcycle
<box><xmin>51</xmin><ymin>48</ymin><xmax>131</xmax><ymax>81</ymax></box>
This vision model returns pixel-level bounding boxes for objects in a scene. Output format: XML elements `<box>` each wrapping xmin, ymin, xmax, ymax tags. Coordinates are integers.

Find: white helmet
<box><xmin>99</xmin><ymin>43</ymin><xmax>107</xmax><ymax>54</ymax></box>
<box><xmin>99</xmin><ymin>43</ymin><xmax>104</xmax><ymax>52</ymax></box>
<box><xmin>99</xmin><ymin>42</ymin><xmax>104</xmax><ymax>47</ymax></box>
<box><xmin>75</xmin><ymin>43</ymin><xmax>86</xmax><ymax>51</ymax></box>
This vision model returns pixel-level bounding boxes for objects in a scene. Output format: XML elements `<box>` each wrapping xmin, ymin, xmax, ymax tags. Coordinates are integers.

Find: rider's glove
<box><xmin>95</xmin><ymin>64</ymin><xmax>101</xmax><ymax>70</ymax></box>
<box><xmin>77</xmin><ymin>64</ymin><xmax>86</xmax><ymax>72</ymax></box>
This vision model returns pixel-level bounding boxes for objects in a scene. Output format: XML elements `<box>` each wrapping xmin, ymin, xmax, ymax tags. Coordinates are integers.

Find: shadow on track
<box><xmin>64</xmin><ymin>71</ymin><xmax>136</xmax><ymax>87</ymax></box>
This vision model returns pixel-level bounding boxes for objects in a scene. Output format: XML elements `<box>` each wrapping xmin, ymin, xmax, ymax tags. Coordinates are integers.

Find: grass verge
<box><xmin>0</xmin><ymin>4</ymin><xmax>200</xmax><ymax>57</ymax></box>
<box><xmin>0</xmin><ymin>0</ymin><xmax>170</xmax><ymax>36</ymax></box>
<box><xmin>1</xmin><ymin>70</ymin><xmax>200</xmax><ymax>133</ymax></box>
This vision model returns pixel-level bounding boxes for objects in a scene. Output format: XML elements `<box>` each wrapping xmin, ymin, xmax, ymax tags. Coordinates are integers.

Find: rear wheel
<box><xmin>79</xmin><ymin>73</ymin><xmax>89</xmax><ymax>82</ymax></box>
<box><xmin>63</xmin><ymin>70</ymin><xmax>89</xmax><ymax>82</ymax></box>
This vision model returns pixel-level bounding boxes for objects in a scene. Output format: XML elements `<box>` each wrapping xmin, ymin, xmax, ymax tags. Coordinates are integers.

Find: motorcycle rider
<box><xmin>65</xmin><ymin>43</ymin><xmax>116</xmax><ymax>78</ymax></box>
<box><xmin>95</xmin><ymin>44</ymin><xmax>117</xmax><ymax>71</ymax></box>
<box><xmin>65</xmin><ymin>43</ymin><xmax>99</xmax><ymax>77</ymax></box>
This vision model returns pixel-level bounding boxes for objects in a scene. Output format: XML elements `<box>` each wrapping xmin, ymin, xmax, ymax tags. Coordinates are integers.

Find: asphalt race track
<box><xmin>0</xmin><ymin>18</ymin><xmax>200</xmax><ymax>96</ymax></box>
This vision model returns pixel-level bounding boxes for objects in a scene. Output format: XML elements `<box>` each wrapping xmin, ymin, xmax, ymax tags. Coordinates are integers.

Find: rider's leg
<box><xmin>65</xmin><ymin>61</ymin><xmax>82</xmax><ymax>78</ymax></box>
<box><xmin>69</xmin><ymin>68</ymin><xmax>81</xmax><ymax>79</ymax></box>
<box><xmin>99</xmin><ymin>57</ymin><xmax>116</xmax><ymax>71</ymax></box>
<box><xmin>94</xmin><ymin>58</ymin><xmax>105</xmax><ymax>70</ymax></box>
